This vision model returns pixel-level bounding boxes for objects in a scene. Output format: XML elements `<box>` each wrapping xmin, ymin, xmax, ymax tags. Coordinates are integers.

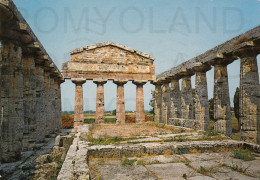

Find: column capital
<box><xmin>234</xmin><ymin>47</ymin><xmax>259</xmax><ymax>59</ymax></box>
<box><xmin>113</xmin><ymin>79</ymin><xmax>128</xmax><ymax>85</ymax></box>
<box><xmin>193</xmin><ymin>63</ymin><xmax>211</xmax><ymax>73</ymax></box>
<box><xmin>133</xmin><ymin>80</ymin><xmax>147</xmax><ymax>86</ymax></box>
<box><xmin>93</xmin><ymin>78</ymin><xmax>107</xmax><ymax>85</ymax></box>
<box><xmin>72</xmin><ymin>78</ymin><xmax>86</xmax><ymax>84</ymax></box>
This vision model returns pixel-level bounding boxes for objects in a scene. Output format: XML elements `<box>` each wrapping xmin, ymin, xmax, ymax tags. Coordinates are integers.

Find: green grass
<box><xmin>233</xmin><ymin>148</ymin><xmax>255</xmax><ymax>161</ymax></box>
<box><xmin>84</xmin><ymin>117</ymin><xmax>116</xmax><ymax>124</ymax></box>
<box><xmin>87</xmin><ymin>136</ymin><xmax>142</xmax><ymax>145</ymax></box>
<box><xmin>122</xmin><ymin>158</ymin><xmax>135</xmax><ymax>166</ymax></box>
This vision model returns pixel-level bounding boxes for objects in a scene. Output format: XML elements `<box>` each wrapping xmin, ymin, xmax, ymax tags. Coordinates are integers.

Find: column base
<box><xmin>214</xmin><ymin>119</ymin><xmax>232</xmax><ymax>136</ymax></box>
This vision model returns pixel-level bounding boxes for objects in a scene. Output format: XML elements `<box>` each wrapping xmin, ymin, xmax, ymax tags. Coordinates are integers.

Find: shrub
<box><xmin>62</xmin><ymin>115</ymin><xmax>74</xmax><ymax>129</ymax></box>
<box><xmin>233</xmin><ymin>148</ymin><xmax>255</xmax><ymax>161</ymax></box>
<box><xmin>122</xmin><ymin>158</ymin><xmax>135</xmax><ymax>166</ymax></box>
<box><xmin>125</xmin><ymin>115</ymin><xmax>136</xmax><ymax>123</ymax></box>
<box><xmin>145</xmin><ymin>114</ymin><xmax>153</xmax><ymax>122</ymax></box>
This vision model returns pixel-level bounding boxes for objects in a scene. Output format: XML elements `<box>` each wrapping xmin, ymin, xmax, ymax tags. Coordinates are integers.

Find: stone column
<box><xmin>0</xmin><ymin>46</ymin><xmax>2</xmax><ymax>167</ymax></box>
<box><xmin>93</xmin><ymin>79</ymin><xmax>107</xmax><ymax>124</ymax></box>
<box><xmin>22</xmin><ymin>55</ymin><xmax>36</xmax><ymax>151</ymax></box>
<box><xmin>35</xmin><ymin>64</ymin><xmax>46</xmax><ymax>142</ymax></box>
<box><xmin>154</xmin><ymin>83</ymin><xmax>162</xmax><ymax>123</ymax></box>
<box><xmin>195</xmin><ymin>68</ymin><xmax>210</xmax><ymax>131</ymax></box>
<box><xmin>1</xmin><ymin>41</ymin><xmax>24</xmax><ymax>162</ymax></box>
<box><xmin>134</xmin><ymin>81</ymin><xmax>147</xmax><ymax>124</ymax></box>
<box><xmin>162</xmin><ymin>82</ymin><xmax>171</xmax><ymax>124</ymax></box>
<box><xmin>213</xmin><ymin>63</ymin><xmax>232</xmax><ymax>136</ymax></box>
<box><xmin>114</xmin><ymin>80</ymin><xmax>127</xmax><ymax>124</ymax></box>
<box><xmin>238</xmin><ymin>49</ymin><xmax>260</xmax><ymax>144</ymax></box>
<box><xmin>170</xmin><ymin>79</ymin><xmax>181</xmax><ymax>119</ymax></box>
<box><xmin>56</xmin><ymin>79</ymin><xmax>63</xmax><ymax>131</ymax></box>
<box><xmin>72</xmin><ymin>78</ymin><xmax>86</xmax><ymax>128</ymax></box>
<box><xmin>44</xmin><ymin>71</ymin><xmax>51</xmax><ymax>136</ymax></box>
<box><xmin>181</xmin><ymin>76</ymin><xmax>194</xmax><ymax>119</ymax></box>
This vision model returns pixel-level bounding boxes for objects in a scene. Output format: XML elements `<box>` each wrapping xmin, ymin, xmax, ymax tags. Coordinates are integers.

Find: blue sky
<box><xmin>13</xmin><ymin>0</ymin><xmax>260</xmax><ymax>111</ymax></box>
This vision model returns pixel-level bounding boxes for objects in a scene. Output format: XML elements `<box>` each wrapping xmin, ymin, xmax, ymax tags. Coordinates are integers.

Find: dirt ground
<box><xmin>89</xmin><ymin>123</ymin><xmax>192</xmax><ymax>138</ymax></box>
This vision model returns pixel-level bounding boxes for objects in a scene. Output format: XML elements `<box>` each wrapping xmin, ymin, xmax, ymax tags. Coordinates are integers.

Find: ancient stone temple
<box><xmin>62</xmin><ymin>42</ymin><xmax>155</xmax><ymax>127</ymax></box>
<box><xmin>155</xmin><ymin>26</ymin><xmax>260</xmax><ymax>144</ymax></box>
<box><xmin>0</xmin><ymin>0</ymin><xmax>63</xmax><ymax>164</ymax></box>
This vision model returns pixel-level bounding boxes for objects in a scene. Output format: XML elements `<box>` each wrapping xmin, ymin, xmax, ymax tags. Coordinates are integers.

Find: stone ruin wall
<box><xmin>0</xmin><ymin>0</ymin><xmax>64</xmax><ymax>172</ymax></box>
<box><xmin>155</xmin><ymin>26</ymin><xmax>260</xmax><ymax>144</ymax></box>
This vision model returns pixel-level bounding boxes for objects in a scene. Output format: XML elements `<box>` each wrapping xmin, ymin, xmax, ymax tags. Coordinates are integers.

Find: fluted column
<box><xmin>194</xmin><ymin>66</ymin><xmax>210</xmax><ymax>131</ymax></box>
<box><xmin>22</xmin><ymin>55</ymin><xmax>36</xmax><ymax>150</ymax></box>
<box><xmin>44</xmin><ymin>70</ymin><xmax>51</xmax><ymax>136</ymax></box>
<box><xmin>181</xmin><ymin>76</ymin><xmax>194</xmax><ymax>119</ymax></box>
<box><xmin>134</xmin><ymin>81</ymin><xmax>146</xmax><ymax>124</ymax></box>
<box><xmin>72</xmin><ymin>78</ymin><xmax>86</xmax><ymax>128</ymax></box>
<box><xmin>213</xmin><ymin>63</ymin><xmax>232</xmax><ymax>136</ymax></box>
<box><xmin>162</xmin><ymin>82</ymin><xmax>171</xmax><ymax>124</ymax></box>
<box><xmin>170</xmin><ymin>79</ymin><xmax>181</xmax><ymax>119</ymax></box>
<box><xmin>114</xmin><ymin>80</ymin><xmax>127</xmax><ymax>124</ymax></box>
<box><xmin>1</xmin><ymin>41</ymin><xmax>24</xmax><ymax>162</ymax></box>
<box><xmin>35</xmin><ymin>64</ymin><xmax>46</xmax><ymax>142</ymax></box>
<box><xmin>93</xmin><ymin>79</ymin><xmax>107</xmax><ymax>124</ymax></box>
<box><xmin>238</xmin><ymin>49</ymin><xmax>260</xmax><ymax>144</ymax></box>
<box><xmin>154</xmin><ymin>83</ymin><xmax>162</xmax><ymax>123</ymax></box>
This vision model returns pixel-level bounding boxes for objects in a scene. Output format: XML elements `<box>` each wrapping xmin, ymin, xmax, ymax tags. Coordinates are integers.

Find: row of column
<box><xmin>72</xmin><ymin>79</ymin><xmax>147</xmax><ymax>128</ymax></box>
<box><xmin>0</xmin><ymin>41</ymin><xmax>63</xmax><ymax>162</ymax></box>
<box><xmin>155</xmin><ymin>48</ymin><xmax>260</xmax><ymax>144</ymax></box>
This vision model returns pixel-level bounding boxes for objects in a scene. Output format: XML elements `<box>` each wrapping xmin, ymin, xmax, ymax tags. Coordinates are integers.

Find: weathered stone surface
<box><xmin>181</xmin><ymin>77</ymin><xmax>194</xmax><ymax>120</ymax></box>
<box><xmin>154</xmin><ymin>84</ymin><xmax>162</xmax><ymax>123</ymax></box>
<box><xmin>44</xmin><ymin>71</ymin><xmax>51</xmax><ymax>136</ymax></box>
<box><xmin>170</xmin><ymin>79</ymin><xmax>181</xmax><ymax>119</ymax></box>
<box><xmin>0</xmin><ymin>47</ymin><xmax>2</xmax><ymax>175</ymax></box>
<box><xmin>238</xmin><ymin>49</ymin><xmax>260</xmax><ymax>144</ymax></box>
<box><xmin>35</xmin><ymin>65</ymin><xmax>46</xmax><ymax>142</ymax></box>
<box><xmin>134</xmin><ymin>81</ymin><xmax>146</xmax><ymax>124</ymax></box>
<box><xmin>72</xmin><ymin>79</ymin><xmax>86</xmax><ymax>128</ymax></box>
<box><xmin>195</xmin><ymin>71</ymin><xmax>209</xmax><ymax>131</ymax></box>
<box><xmin>22</xmin><ymin>55</ymin><xmax>36</xmax><ymax>151</ymax></box>
<box><xmin>1</xmin><ymin>41</ymin><xmax>24</xmax><ymax>162</ymax></box>
<box><xmin>161</xmin><ymin>83</ymin><xmax>171</xmax><ymax>124</ymax></box>
<box><xmin>94</xmin><ymin>80</ymin><xmax>106</xmax><ymax>124</ymax></box>
<box><xmin>114</xmin><ymin>80</ymin><xmax>127</xmax><ymax>124</ymax></box>
<box><xmin>213</xmin><ymin>64</ymin><xmax>232</xmax><ymax>136</ymax></box>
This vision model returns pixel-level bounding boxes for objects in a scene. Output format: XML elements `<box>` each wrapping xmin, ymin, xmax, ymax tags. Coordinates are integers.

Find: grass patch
<box><xmin>203</xmin><ymin>130</ymin><xmax>219</xmax><ymax>136</ymax></box>
<box><xmin>87</xmin><ymin>135</ymin><xmax>142</xmax><ymax>145</ymax></box>
<box><xmin>84</xmin><ymin>118</ymin><xmax>95</xmax><ymax>124</ymax></box>
<box><xmin>122</xmin><ymin>158</ymin><xmax>136</xmax><ymax>166</ymax></box>
<box><xmin>177</xmin><ymin>148</ymin><xmax>190</xmax><ymax>155</ymax></box>
<box><xmin>233</xmin><ymin>148</ymin><xmax>255</xmax><ymax>161</ymax></box>
<box><xmin>136</xmin><ymin>159</ymin><xmax>145</xmax><ymax>166</ymax></box>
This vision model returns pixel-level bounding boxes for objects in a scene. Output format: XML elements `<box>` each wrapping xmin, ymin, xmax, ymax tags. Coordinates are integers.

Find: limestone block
<box><xmin>181</xmin><ymin>77</ymin><xmax>194</xmax><ymax>119</ymax></box>
<box><xmin>114</xmin><ymin>81</ymin><xmax>127</xmax><ymax>124</ymax></box>
<box><xmin>94</xmin><ymin>81</ymin><xmax>106</xmax><ymax>124</ymax></box>
<box><xmin>134</xmin><ymin>81</ymin><xmax>146</xmax><ymax>124</ymax></box>
<box><xmin>154</xmin><ymin>84</ymin><xmax>162</xmax><ymax>123</ymax></box>
<box><xmin>170</xmin><ymin>79</ymin><xmax>181</xmax><ymax>119</ymax></box>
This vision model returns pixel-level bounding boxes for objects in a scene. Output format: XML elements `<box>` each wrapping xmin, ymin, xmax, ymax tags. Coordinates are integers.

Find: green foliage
<box><xmin>182</xmin><ymin>173</ymin><xmax>187</xmax><ymax>179</ymax></box>
<box><xmin>112</xmin><ymin>109</ymin><xmax>116</xmax><ymax>115</ymax></box>
<box><xmin>233</xmin><ymin>148</ymin><xmax>255</xmax><ymax>161</ymax></box>
<box><xmin>233</xmin><ymin>87</ymin><xmax>240</xmax><ymax>129</ymax></box>
<box><xmin>149</xmin><ymin>90</ymin><xmax>155</xmax><ymax>114</ymax></box>
<box><xmin>84</xmin><ymin>118</ymin><xmax>95</xmax><ymax>124</ymax></box>
<box><xmin>88</xmin><ymin>136</ymin><xmax>124</xmax><ymax>145</ymax></box>
<box><xmin>177</xmin><ymin>148</ymin><xmax>190</xmax><ymax>155</ymax></box>
<box><xmin>203</xmin><ymin>130</ymin><xmax>218</xmax><ymax>137</ymax></box>
<box><xmin>208</xmin><ymin>98</ymin><xmax>214</xmax><ymax>121</ymax></box>
<box><xmin>198</xmin><ymin>166</ymin><xmax>209</xmax><ymax>174</ymax></box>
<box><xmin>136</xmin><ymin>159</ymin><xmax>145</xmax><ymax>166</ymax></box>
<box><xmin>122</xmin><ymin>158</ymin><xmax>135</xmax><ymax>166</ymax></box>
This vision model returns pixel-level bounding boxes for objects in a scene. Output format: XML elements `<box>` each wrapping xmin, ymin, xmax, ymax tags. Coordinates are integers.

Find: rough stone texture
<box><xmin>72</xmin><ymin>79</ymin><xmax>86</xmax><ymax>128</ymax></box>
<box><xmin>195</xmin><ymin>71</ymin><xmax>209</xmax><ymax>131</ymax></box>
<box><xmin>161</xmin><ymin>83</ymin><xmax>171</xmax><ymax>124</ymax></box>
<box><xmin>170</xmin><ymin>79</ymin><xmax>181</xmax><ymax>119</ymax></box>
<box><xmin>94</xmin><ymin>80</ymin><xmax>106</xmax><ymax>124</ymax></box>
<box><xmin>239</xmin><ymin>49</ymin><xmax>260</xmax><ymax>144</ymax></box>
<box><xmin>0</xmin><ymin>47</ymin><xmax>2</xmax><ymax>175</ymax></box>
<box><xmin>1</xmin><ymin>41</ymin><xmax>24</xmax><ymax>162</ymax></box>
<box><xmin>134</xmin><ymin>81</ymin><xmax>146</xmax><ymax>124</ymax></box>
<box><xmin>181</xmin><ymin>77</ymin><xmax>194</xmax><ymax>120</ymax></box>
<box><xmin>22</xmin><ymin>55</ymin><xmax>36</xmax><ymax>151</ymax></box>
<box><xmin>62</xmin><ymin>42</ymin><xmax>155</xmax><ymax>82</ymax></box>
<box><xmin>154</xmin><ymin>84</ymin><xmax>162</xmax><ymax>123</ymax></box>
<box><xmin>57</xmin><ymin>82</ymin><xmax>62</xmax><ymax>130</ymax></box>
<box><xmin>49</xmin><ymin>78</ymin><xmax>56</xmax><ymax>133</ymax></box>
<box><xmin>213</xmin><ymin>64</ymin><xmax>232</xmax><ymax>136</ymax></box>
<box><xmin>44</xmin><ymin>71</ymin><xmax>51</xmax><ymax>136</ymax></box>
<box><xmin>35</xmin><ymin>65</ymin><xmax>46</xmax><ymax>142</ymax></box>
<box><xmin>114</xmin><ymin>81</ymin><xmax>127</xmax><ymax>124</ymax></box>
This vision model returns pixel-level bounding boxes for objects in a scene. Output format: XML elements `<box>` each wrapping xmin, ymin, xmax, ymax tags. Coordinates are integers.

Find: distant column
<box><xmin>181</xmin><ymin>76</ymin><xmax>193</xmax><ymax>119</ymax></box>
<box><xmin>238</xmin><ymin>49</ymin><xmax>260</xmax><ymax>144</ymax></box>
<box><xmin>22</xmin><ymin>55</ymin><xmax>36</xmax><ymax>151</ymax></box>
<box><xmin>1</xmin><ymin>41</ymin><xmax>24</xmax><ymax>162</ymax></box>
<box><xmin>162</xmin><ymin>82</ymin><xmax>171</xmax><ymax>124</ymax></box>
<box><xmin>213</xmin><ymin>63</ymin><xmax>232</xmax><ymax>136</ymax></box>
<box><xmin>114</xmin><ymin>80</ymin><xmax>127</xmax><ymax>124</ymax></box>
<box><xmin>35</xmin><ymin>64</ymin><xmax>46</xmax><ymax>142</ymax></box>
<box><xmin>93</xmin><ymin>79</ymin><xmax>107</xmax><ymax>124</ymax></box>
<box><xmin>134</xmin><ymin>81</ymin><xmax>147</xmax><ymax>124</ymax></box>
<box><xmin>170</xmin><ymin>79</ymin><xmax>181</xmax><ymax>119</ymax></box>
<box><xmin>154</xmin><ymin>83</ymin><xmax>162</xmax><ymax>123</ymax></box>
<box><xmin>72</xmin><ymin>78</ymin><xmax>86</xmax><ymax>128</ymax></box>
<box><xmin>194</xmin><ymin>65</ymin><xmax>211</xmax><ymax>131</ymax></box>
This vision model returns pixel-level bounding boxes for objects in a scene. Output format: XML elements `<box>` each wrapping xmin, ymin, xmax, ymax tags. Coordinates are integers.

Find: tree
<box><xmin>209</xmin><ymin>98</ymin><xmax>214</xmax><ymax>121</ymax></box>
<box><xmin>112</xmin><ymin>109</ymin><xmax>116</xmax><ymax>116</ymax></box>
<box><xmin>233</xmin><ymin>87</ymin><xmax>240</xmax><ymax>130</ymax></box>
<box><xmin>149</xmin><ymin>90</ymin><xmax>155</xmax><ymax>114</ymax></box>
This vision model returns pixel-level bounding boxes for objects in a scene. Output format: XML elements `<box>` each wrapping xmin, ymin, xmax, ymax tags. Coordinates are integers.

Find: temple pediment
<box><xmin>62</xmin><ymin>42</ymin><xmax>156</xmax><ymax>81</ymax></box>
